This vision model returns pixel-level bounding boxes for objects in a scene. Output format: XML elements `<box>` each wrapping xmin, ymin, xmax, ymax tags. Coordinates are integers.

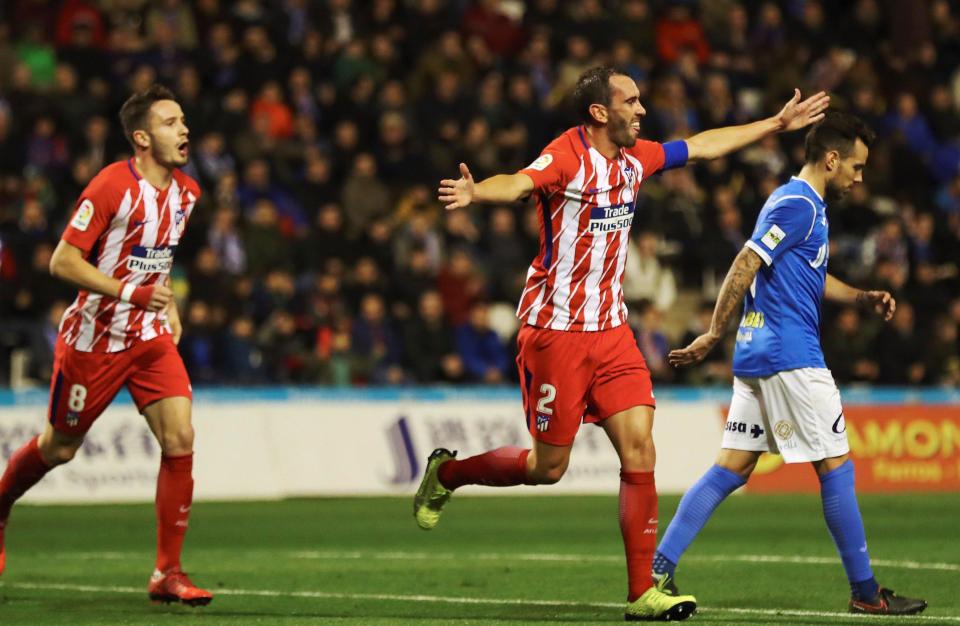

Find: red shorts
<box><xmin>515</xmin><ymin>323</ymin><xmax>655</xmax><ymax>446</ymax></box>
<box><xmin>48</xmin><ymin>334</ymin><xmax>192</xmax><ymax>436</ymax></box>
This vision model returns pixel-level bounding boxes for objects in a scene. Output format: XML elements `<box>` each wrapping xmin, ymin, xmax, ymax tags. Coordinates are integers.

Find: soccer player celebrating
<box><xmin>655</xmin><ymin>112</ymin><xmax>926</xmax><ymax>615</ymax></box>
<box><xmin>0</xmin><ymin>85</ymin><xmax>212</xmax><ymax>606</ymax></box>
<box><xmin>415</xmin><ymin>66</ymin><xmax>828</xmax><ymax>621</ymax></box>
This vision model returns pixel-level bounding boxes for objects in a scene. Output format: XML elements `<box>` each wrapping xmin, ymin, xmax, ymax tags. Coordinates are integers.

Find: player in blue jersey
<box><xmin>656</xmin><ymin>112</ymin><xmax>927</xmax><ymax>615</ymax></box>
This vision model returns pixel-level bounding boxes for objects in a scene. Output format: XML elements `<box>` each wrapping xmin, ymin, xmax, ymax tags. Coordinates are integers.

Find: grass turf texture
<box><xmin>0</xmin><ymin>494</ymin><xmax>957</xmax><ymax>625</ymax></box>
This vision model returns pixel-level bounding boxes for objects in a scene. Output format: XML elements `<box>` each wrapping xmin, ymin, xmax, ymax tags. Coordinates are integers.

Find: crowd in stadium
<box><xmin>0</xmin><ymin>0</ymin><xmax>959</xmax><ymax>387</ymax></box>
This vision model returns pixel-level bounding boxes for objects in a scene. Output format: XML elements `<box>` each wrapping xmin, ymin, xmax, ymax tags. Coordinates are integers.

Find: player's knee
<box><xmin>529</xmin><ymin>460</ymin><xmax>568</xmax><ymax>484</ymax></box>
<box><xmin>41</xmin><ymin>442</ymin><xmax>81</xmax><ymax>466</ymax></box>
<box><xmin>159</xmin><ymin>425</ymin><xmax>195</xmax><ymax>455</ymax></box>
<box><xmin>619</xmin><ymin>435</ymin><xmax>656</xmax><ymax>470</ymax></box>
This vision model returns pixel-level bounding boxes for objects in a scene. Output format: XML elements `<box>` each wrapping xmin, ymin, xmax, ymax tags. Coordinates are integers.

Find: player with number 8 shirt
<box><xmin>0</xmin><ymin>85</ymin><xmax>212</xmax><ymax>606</ymax></box>
<box><xmin>413</xmin><ymin>66</ymin><xmax>830</xmax><ymax>621</ymax></box>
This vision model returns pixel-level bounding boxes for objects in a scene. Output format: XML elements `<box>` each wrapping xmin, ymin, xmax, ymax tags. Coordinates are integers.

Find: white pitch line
<box><xmin>48</xmin><ymin>549</ymin><xmax>960</xmax><ymax>573</ymax></box>
<box><xmin>290</xmin><ymin>550</ymin><xmax>960</xmax><ymax>573</ymax></box>
<box><xmin>3</xmin><ymin>581</ymin><xmax>959</xmax><ymax>623</ymax></box>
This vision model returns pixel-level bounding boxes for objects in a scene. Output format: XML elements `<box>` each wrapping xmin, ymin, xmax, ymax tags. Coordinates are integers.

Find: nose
<box><xmin>637</xmin><ymin>102</ymin><xmax>646</xmax><ymax>116</ymax></box>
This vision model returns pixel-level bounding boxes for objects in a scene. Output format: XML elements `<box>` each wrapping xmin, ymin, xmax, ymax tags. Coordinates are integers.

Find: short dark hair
<box><xmin>119</xmin><ymin>84</ymin><xmax>178</xmax><ymax>149</ymax></box>
<box><xmin>572</xmin><ymin>66</ymin><xmax>622</xmax><ymax>124</ymax></box>
<box><xmin>803</xmin><ymin>111</ymin><xmax>875</xmax><ymax>163</ymax></box>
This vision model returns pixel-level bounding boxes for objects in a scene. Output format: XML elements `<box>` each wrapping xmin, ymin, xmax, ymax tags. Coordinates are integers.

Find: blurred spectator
<box><xmin>623</xmin><ymin>230</ymin><xmax>677</xmax><ymax>313</ymax></box>
<box><xmin>351</xmin><ymin>292</ymin><xmax>403</xmax><ymax>384</ymax></box>
<box><xmin>633</xmin><ymin>300</ymin><xmax>672</xmax><ymax>382</ymax></box>
<box><xmin>341</xmin><ymin>153</ymin><xmax>390</xmax><ymax>238</ymax></box>
<box><xmin>655</xmin><ymin>3</ymin><xmax>710</xmax><ymax>65</ymax></box>
<box><xmin>436</xmin><ymin>248</ymin><xmax>484</xmax><ymax>327</ymax></box>
<box><xmin>823</xmin><ymin>307</ymin><xmax>880</xmax><ymax>383</ymax></box>
<box><xmin>924</xmin><ymin>316</ymin><xmax>960</xmax><ymax>385</ymax></box>
<box><xmin>456</xmin><ymin>302</ymin><xmax>508</xmax><ymax>383</ymax></box>
<box><xmin>877</xmin><ymin>302</ymin><xmax>926</xmax><ymax>384</ymax></box>
<box><xmin>403</xmin><ymin>290</ymin><xmax>464</xmax><ymax>383</ymax></box>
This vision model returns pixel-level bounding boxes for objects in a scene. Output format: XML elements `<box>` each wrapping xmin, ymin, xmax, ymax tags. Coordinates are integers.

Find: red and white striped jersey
<box><xmin>516</xmin><ymin>126</ymin><xmax>666</xmax><ymax>332</ymax></box>
<box><xmin>59</xmin><ymin>159</ymin><xmax>200</xmax><ymax>352</ymax></box>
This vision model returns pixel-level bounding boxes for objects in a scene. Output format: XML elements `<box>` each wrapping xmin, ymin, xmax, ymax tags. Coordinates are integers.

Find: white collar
<box><xmin>791</xmin><ymin>176</ymin><xmax>825</xmax><ymax>204</ymax></box>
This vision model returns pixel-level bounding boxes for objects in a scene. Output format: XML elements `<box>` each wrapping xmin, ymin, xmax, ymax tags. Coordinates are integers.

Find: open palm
<box><xmin>438</xmin><ymin>163</ymin><xmax>475</xmax><ymax>211</ymax></box>
<box><xmin>776</xmin><ymin>89</ymin><xmax>830</xmax><ymax>132</ymax></box>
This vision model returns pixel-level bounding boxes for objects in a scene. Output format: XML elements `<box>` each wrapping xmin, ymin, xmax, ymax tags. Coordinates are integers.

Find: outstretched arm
<box><xmin>668</xmin><ymin>246</ymin><xmax>764</xmax><ymax>367</ymax></box>
<box><xmin>825</xmin><ymin>273</ymin><xmax>896</xmax><ymax>321</ymax></box>
<box><xmin>438</xmin><ymin>163</ymin><xmax>534</xmax><ymax>210</ymax></box>
<box><xmin>684</xmin><ymin>89</ymin><xmax>830</xmax><ymax>161</ymax></box>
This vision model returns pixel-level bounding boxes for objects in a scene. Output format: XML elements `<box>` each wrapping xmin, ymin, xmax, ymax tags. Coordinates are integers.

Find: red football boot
<box><xmin>148</xmin><ymin>568</ymin><xmax>213</xmax><ymax>606</ymax></box>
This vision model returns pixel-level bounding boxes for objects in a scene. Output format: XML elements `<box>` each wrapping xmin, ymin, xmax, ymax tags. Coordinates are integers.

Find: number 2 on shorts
<box><xmin>536</xmin><ymin>383</ymin><xmax>556</xmax><ymax>415</ymax></box>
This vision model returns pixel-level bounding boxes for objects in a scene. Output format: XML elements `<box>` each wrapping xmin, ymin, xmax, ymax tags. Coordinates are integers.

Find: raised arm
<box><xmin>438</xmin><ymin>163</ymin><xmax>534</xmax><ymax>210</ymax></box>
<box><xmin>50</xmin><ymin>239</ymin><xmax>172</xmax><ymax>312</ymax></box>
<box><xmin>825</xmin><ymin>273</ymin><xmax>896</xmax><ymax>321</ymax></box>
<box><xmin>668</xmin><ymin>246</ymin><xmax>764</xmax><ymax>367</ymax></box>
<box><xmin>684</xmin><ymin>89</ymin><xmax>830</xmax><ymax>162</ymax></box>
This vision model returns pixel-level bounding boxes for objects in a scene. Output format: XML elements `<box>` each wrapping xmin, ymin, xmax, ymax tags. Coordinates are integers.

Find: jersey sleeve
<box><xmin>61</xmin><ymin>174</ymin><xmax>120</xmax><ymax>253</ymax></box>
<box><xmin>518</xmin><ymin>148</ymin><xmax>577</xmax><ymax>195</ymax></box>
<box><xmin>626</xmin><ymin>140</ymin><xmax>667</xmax><ymax>176</ymax></box>
<box><xmin>745</xmin><ymin>197</ymin><xmax>818</xmax><ymax>266</ymax></box>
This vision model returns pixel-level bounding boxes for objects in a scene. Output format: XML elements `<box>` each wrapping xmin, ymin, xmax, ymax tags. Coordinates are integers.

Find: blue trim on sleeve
<box><xmin>540</xmin><ymin>191</ymin><xmax>553</xmax><ymax>270</ymax></box>
<box><xmin>662</xmin><ymin>140</ymin><xmax>689</xmax><ymax>170</ymax></box>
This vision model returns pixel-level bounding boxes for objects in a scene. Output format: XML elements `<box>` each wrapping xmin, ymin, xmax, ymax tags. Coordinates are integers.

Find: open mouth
<box><xmin>631</xmin><ymin>121</ymin><xmax>640</xmax><ymax>135</ymax></box>
<box><xmin>177</xmin><ymin>141</ymin><xmax>189</xmax><ymax>157</ymax></box>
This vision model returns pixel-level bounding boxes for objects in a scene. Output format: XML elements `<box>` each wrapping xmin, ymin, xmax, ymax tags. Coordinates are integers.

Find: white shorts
<box><xmin>722</xmin><ymin>368</ymin><xmax>850</xmax><ymax>463</ymax></box>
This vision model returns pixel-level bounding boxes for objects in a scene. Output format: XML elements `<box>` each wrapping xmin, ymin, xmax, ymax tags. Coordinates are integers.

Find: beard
<box><xmin>825</xmin><ymin>180</ymin><xmax>849</xmax><ymax>203</ymax></box>
<box><xmin>609</xmin><ymin>116</ymin><xmax>637</xmax><ymax>148</ymax></box>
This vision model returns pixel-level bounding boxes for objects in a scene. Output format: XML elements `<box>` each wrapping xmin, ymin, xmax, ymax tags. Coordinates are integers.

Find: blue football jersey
<box><xmin>733</xmin><ymin>177</ymin><xmax>829</xmax><ymax>377</ymax></box>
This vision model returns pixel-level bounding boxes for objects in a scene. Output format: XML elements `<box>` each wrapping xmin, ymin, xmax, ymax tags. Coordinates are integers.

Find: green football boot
<box><xmin>413</xmin><ymin>448</ymin><xmax>457</xmax><ymax>530</ymax></box>
<box><xmin>653</xmin><ymin>571</ymin><xmax>681</xmax><ymax>596</ymax></box>
<box><xmin>625</xmin><ymin>586</ymin><xmax>697</xmax><ymax>621</ymax></box>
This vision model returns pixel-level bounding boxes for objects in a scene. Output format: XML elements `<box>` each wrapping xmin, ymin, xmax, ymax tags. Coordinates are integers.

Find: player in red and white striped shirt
<box><xmin>415</xmin><ymin>67</ymin><xmax>829</xmax><ymax>621</ymax></box>
<box><xmin>0</xmin><ymin>85</ymin><xmax>212</xmax><ymax>606</ymax></box>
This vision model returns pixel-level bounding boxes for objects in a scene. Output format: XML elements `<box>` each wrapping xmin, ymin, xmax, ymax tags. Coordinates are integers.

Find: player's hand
<box><xmin>775</xmin><ymin>89</ymin><xmax>830</xmax><ymax>132</ymax></box>
<box><xmin>438</xmin><ymin>163</ymin><xmax>475</xmax><ymax>211</ymax></box>
<box><xmin>858</xmin><ymin>290</ymin><xmax>896</xmax><ymax>321</ymax></box>
<box><xmin>145</xmin><ymin>285</ymin><xmax>173</xmax><ymax>312</ymax></box>
<box><xmin>668</xmin><ymin>332</ymin><xmax>722</xmax><ymax>368</ymax></box>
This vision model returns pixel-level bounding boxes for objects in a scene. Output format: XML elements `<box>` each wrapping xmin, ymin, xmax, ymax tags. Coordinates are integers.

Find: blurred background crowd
<box><xmin>0</xmin><ymin>0</ymin><xmax>959</xmax><ymax>388</ymax></box>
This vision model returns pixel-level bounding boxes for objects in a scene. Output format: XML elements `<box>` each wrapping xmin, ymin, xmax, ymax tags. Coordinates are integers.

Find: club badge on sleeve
<box><xmin>761</xmin><ymin>224</ymin><xmax>786</xmax><ymax>250</ymax></box>
<box><xmin>527</xmin><ymin>154</ymin><xmax>553</xmax><ymax>171</ymax></box>
<box><xmin>71</xmin><ymin>199</ymin><xmax>95</xmax><ymax>231</ymax></box>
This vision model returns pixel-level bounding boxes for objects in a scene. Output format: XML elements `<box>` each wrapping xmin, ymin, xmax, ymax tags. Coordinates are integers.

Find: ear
<box><xmin>825</xmin><ymin>149</ymin><xmax>840</xmax><ymax>171</ymax></box>
<box><xmin>588</xmin><ymin>103</ymin><xmax>608</xmax><ymax>124</ymax></box>
<box><xmin>132</xmin><ymin>129</ymin><xmax>150</xmax><ymax>150</ymax></box>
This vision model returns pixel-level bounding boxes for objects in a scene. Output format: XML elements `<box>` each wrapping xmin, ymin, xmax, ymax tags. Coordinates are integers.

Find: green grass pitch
<box><xmin>0</xmin><ymin>493</ymin><xmax>957</xmax><ymax>624</ymax></box>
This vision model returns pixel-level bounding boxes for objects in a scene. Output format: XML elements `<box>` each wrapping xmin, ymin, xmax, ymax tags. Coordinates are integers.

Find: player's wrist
<box><xmin>119</xmin><ymin>283</ymin><xmax>153</xmax><ymax>309</ymax></box>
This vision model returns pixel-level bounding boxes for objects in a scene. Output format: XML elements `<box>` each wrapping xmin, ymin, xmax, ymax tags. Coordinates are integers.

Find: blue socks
<box><xmin>819</xmin><ymin>460</ymin><xmax>878</xmax><ymax>601</ymax></box>
<box><xmin>654</xmin><ymin>464</ymin><xmax>747</xmax><ymax>575</ymax></box>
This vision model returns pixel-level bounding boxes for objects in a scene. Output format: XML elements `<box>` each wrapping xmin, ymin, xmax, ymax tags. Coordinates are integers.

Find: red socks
<box><xmin>0</xmin><ymin>436</ymin><xmax>53</xmax><ymax>522</ymax></box>
<box><xmin>438</xmin><ymin>447</ymin><xmax>531</xmax><ymax>490</ymax></box>
<box><xmin>155</xmin><ymin>453</ymin><xmax>194</xmax><ymax>572</ymax></box>
<box><xmin>620</xmin><ymin>470</ymin><xmax>658</xmax><ymax>602</ymax></box>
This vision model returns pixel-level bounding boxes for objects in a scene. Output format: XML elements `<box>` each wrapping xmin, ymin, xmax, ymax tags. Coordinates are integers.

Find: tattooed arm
<box><xmin>668</xmin><ymin>246</ymin><xmax>764</xmax><ymax>367</ymax></box>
